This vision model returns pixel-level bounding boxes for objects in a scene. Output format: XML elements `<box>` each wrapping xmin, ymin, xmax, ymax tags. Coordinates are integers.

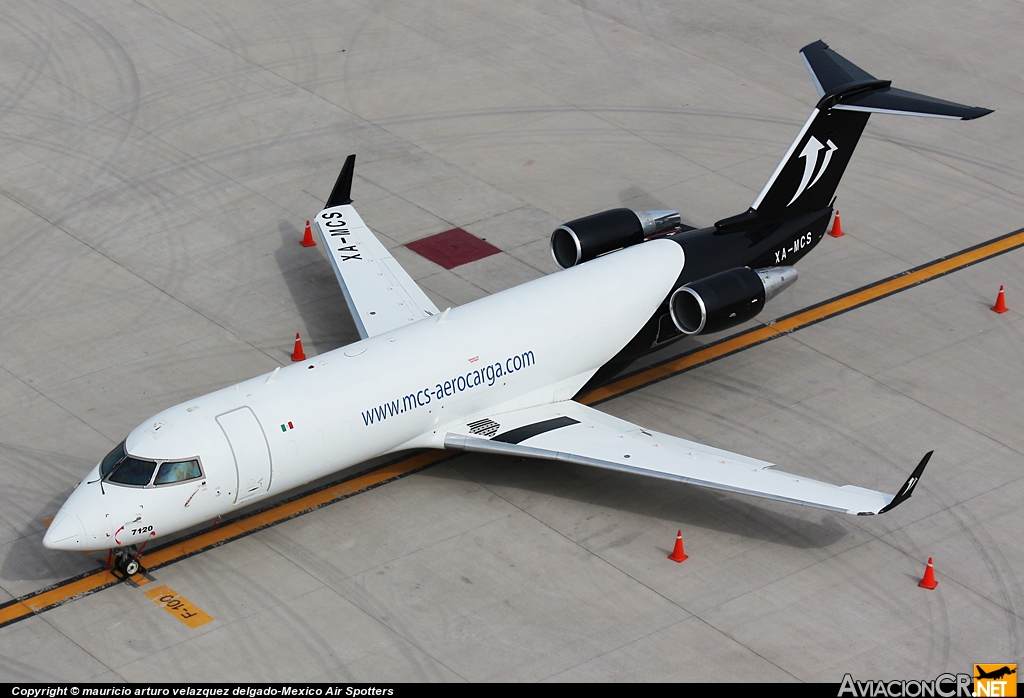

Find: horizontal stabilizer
<box><xmin>801</xmin><ymin>39</ymin><xmax>877</xmax><ymax>95</ymax></box>
<box><xmin>801</xmin><ymin>41</ymin><xmax>992</xmax><ymax>119</ymax></box>
<box><xmin>834</xmin><ymin>87</ymin><xmax>993</xmax><ymax>120</ymax></box>
<box><xmin>747</xmin><ymin>43</ymin><xmax>992</xmax><ymax>219</ymax></box>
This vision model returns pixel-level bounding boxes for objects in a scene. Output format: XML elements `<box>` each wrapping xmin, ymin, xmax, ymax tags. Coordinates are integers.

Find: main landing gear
<box><xmin>111</xmin><ymin>545</ymin><xmax>142</xmax><ymax>576</ymax></box>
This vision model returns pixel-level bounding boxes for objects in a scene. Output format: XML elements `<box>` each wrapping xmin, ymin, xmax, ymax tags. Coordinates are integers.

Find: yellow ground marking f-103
<box><xmin>144</xmin><ymin>585</ymin><xmax>213</xmax><ymax>628</ymax></box>
<box><xmin>1</xmin><ymin>226</ymin><xmax>1023</xmax><ymax>630</ymax></box>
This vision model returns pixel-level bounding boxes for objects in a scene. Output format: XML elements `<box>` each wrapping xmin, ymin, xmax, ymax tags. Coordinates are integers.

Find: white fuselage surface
<box><xmin>43</xmin><ymin>240</ymin><xmax>684</xmax><ymax>552</ymax></box>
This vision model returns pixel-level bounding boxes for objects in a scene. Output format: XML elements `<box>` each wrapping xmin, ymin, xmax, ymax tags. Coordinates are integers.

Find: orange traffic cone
<box><xmin>991</xmin><ymin>285</ymin><xmax>1008</xmax><ymax>314</ymax></box>
<box><xmin>918</xmin><ymin>557</ymin><xmax>938</xmax><ymax>589</ymax></box>
<box><xmin>301</xmin><ymin>220</ymin><xmax>316</xmax><ymax>247</ymax></box>
<box><xmin>668</xmin><ymin>530</ymin><xmax>689</xmax><ymax>562</ymax></box>
<box><xmin>291</xmin><ymin>333</ymin><xmax>306</xmax><ymax>362</ymax></box>
<box><xmin>828</xmin><ymin>210</ymin><xmax>844</xmax><ymax>238</ymax></box>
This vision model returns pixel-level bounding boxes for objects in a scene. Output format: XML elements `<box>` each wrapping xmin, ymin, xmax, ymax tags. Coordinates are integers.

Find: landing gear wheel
<box><xmin>113</xmin><ymin>545</ymin><xmax>141</xmax><ymax>576</ymax></box>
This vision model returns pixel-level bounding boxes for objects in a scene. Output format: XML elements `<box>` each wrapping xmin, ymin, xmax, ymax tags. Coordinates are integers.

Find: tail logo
<box><xmin>788</xmin><ymin>136</ymin><xmax>838</xmax><ymax>206</ymax></box>
<box><xmin>902</xmin><ymin>476</ymin><xmax>918</xmax><ymax>496</ymax></box>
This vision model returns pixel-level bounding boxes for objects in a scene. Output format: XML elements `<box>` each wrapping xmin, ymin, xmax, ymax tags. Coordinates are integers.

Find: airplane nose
<box><xmin>42</xmin><ymin>513</ymin><xmax>86</xmax><ymax>550</ymax></box>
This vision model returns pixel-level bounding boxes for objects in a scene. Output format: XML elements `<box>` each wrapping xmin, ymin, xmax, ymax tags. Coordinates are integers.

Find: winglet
<box><xmin>326</xmin><ymin>154</ymin><xmax>356</xmax><ymax>208</ymax></box>
<box><xmin>876</xmin><ymin>451</ymin><xmax>933</xmax><ymax>514</ymax></box>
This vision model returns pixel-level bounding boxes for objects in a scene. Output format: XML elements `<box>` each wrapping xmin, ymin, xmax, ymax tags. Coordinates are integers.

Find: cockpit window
<box><xmin>100</xmin><ymin>441</ymin><xmax>126</xmax><ymax>477</ymax></box>
<box><xmin>153</xmin><ymin>459</ymin><xmax>202</xmax><ymax>485</ymax></box>
<box><xmin>108</xmin><ymin>457</ymin><xmax>158</xmax><ymax>486</ymax></box>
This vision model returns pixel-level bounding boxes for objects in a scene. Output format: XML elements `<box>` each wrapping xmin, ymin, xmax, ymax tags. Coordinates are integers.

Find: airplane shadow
<box><xmin>273</xmin><ymin>219</ymin><xmax>361</xmax><ymax>356</ymax></box>
<box><xmin>421</xmin><ymin>452</ymin><xmax>849</xmax><ymax>550</ymax></box>
<box><xmin>1</xmin><ymin>491</ymin><xmax>108</xmax><ymax>584</ymax></box>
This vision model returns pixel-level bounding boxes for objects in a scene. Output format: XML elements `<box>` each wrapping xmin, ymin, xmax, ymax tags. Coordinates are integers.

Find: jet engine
<box><xmin>669</xmin><ymin>266</ymin><xmax>798</xmax><ymax>335</ymax></box>
<box><xmin>550</xmin><ymin>208</ymin><xmax>681</xmax><ymax>269</ymax></box>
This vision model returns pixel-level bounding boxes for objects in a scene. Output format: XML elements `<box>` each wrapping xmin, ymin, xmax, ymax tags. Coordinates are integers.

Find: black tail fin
<box><xmin>722</xmin><ymin>42</ymin><xmax>991</xmax><ymax>228</ymax></box>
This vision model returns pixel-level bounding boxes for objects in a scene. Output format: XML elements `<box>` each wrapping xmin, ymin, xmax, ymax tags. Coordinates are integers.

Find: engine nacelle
<box><xmin>670</xmin><ymin>266</ymin><xmax>798</xmax><ymax>335</ymax></box>
<box><xmin>550</xmin><ymin>208</ymin><xmax>681</xmax><ymax>269</ymax></box>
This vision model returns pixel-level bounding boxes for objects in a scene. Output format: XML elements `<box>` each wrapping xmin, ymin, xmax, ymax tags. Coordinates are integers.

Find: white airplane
<box><xmin>44</xmin><ymin>42</ymin><xmax>989</xmax><ymax>576</ymax></box>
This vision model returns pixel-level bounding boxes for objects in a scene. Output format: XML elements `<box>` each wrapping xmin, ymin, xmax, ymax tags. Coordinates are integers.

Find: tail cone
<box><xmin>291</xmin><ymin>333</ymin><xmax>306</xmax><ymax>362</ymax></box>
<box><xmin>301</xmin><ymin>220</ymin><xmax>316</xmax><ymax>247</ymax></box>
<box><xmin>918</xmin><ymin>557</ymin><xmax>937</xmax><ymax>589</ymax></box>
<box><xmin>668</xmin><ymin>530</ymin><xmax>689</xmax><ymax>562</ymax></box>
<box><xmin>991</xmin><ymin>285</ymin><xmax>1008</xmax><ymax>314</ymax></box>
<box><xmin>828</xmin><ymin>210</ymin><xmax>845</xmax><ymax>238</ymax></box>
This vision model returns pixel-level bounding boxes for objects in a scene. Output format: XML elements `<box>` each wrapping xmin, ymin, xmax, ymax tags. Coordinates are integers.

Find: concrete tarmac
<box><xmin>1</xmin><ymin>0</ymin><xmax>1023</xmax><ymax>683</ymax></box>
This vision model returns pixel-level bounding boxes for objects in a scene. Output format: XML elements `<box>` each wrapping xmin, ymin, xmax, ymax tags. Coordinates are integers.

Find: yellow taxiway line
<box><xmin>2</xmin><ymin>227</ymin><xmax>1022</xmax><ymax>629</ymax></box>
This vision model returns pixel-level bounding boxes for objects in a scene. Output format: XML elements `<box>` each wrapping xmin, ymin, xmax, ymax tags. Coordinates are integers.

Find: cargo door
<box><xmin>216</xmin><ymin>407</ymin><xmax>272</xmax><ymax>504</ymax></box>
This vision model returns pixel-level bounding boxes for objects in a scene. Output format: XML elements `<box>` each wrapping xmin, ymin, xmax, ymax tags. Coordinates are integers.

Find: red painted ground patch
<box><xmin>406</xmin><ymin>228</ymin><xmax>501</xmax><ymax>270</ymax></box>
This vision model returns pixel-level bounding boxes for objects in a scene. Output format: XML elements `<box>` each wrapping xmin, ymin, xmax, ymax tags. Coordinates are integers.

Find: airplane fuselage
<box><xmin>43</xmin><ymin>240</ymin><xmax>685</xmax><ymax>552</ymax></box>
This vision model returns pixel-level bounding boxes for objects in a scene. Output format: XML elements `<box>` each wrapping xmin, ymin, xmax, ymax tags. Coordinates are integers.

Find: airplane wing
<box><xmin>444</xmin><ymin>401</ymin><xmax>930</xmax><ymax>516</ymax></box>
<box><xmin>314</xmin><ymin>156</ymin><xmax>441</xmax><ymax>339</ymax></box>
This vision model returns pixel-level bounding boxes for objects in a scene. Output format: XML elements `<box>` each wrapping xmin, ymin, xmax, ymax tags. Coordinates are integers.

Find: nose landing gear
<box><xmin>110</xmin><ymin>545</ymin><xmax>143</xmax><ymax>577</ymax></box>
